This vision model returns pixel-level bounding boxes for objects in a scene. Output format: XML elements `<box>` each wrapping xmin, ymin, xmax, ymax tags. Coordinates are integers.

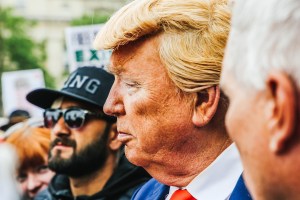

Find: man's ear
<box><xmin>267</xmin><ymin>72</ymin><xmax>297</xmax><ymax>153</ymax></box>
<box><xmin>192</xmin><ymin>86</ymin><xmax>220</xmax><ymax>127</ymax></box>
<box><xmin>108</xmin><ymin>124</ymin><xmax>122</xmax><ymax>151</ymax></box>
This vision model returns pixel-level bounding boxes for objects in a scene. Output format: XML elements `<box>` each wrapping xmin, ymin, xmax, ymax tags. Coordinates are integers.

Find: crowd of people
<box><xmin>0</xmin><ymin>0</ymin><xmax>299</xmax><ymax>199</ymax></box>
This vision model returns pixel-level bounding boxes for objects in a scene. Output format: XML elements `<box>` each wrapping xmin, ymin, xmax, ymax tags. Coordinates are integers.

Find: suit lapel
<box><xmin>150</xmin><ymin>181</ymin><xmax>169</xmax><ymax>200</ymax></box>
<box><xmin>229</xmin><ymin>175</ymin><xmax>252</xmax><ymax>200</ymax></box>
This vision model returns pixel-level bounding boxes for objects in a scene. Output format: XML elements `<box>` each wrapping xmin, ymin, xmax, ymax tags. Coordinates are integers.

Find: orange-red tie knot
<box><xmin>170</xmin><ymin>189</ymin><xmax>196</xmax><ymax>200</ymax></box>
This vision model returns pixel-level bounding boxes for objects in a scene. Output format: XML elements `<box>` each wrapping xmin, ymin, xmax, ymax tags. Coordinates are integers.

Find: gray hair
<box><xmin>223</xmin><ymin>0</ymin><xmax>300</xmax><ymax>89</ymax></box>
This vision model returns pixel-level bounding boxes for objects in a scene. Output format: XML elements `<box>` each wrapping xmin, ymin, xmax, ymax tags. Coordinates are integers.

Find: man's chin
<box><xmin>48</xmin><ymin>155</ymin><xmax>73</xmax><ymax>174</ymax></box>
<box><xmin>49</xmin><ymin>153</ymin><xmax>72</xmax><ymax>164</ymax></box>
<box><xmin>50</xmin><ymin>148</ymin><xmax>73</xmax><ymax>159</ymax></box>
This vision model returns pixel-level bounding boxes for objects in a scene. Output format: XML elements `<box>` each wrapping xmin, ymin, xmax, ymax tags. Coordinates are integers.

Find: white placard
<box><xmin>65</xmin><ymin>24</ymin><xmax>112</xmax><ymax>73</ymax></box>
<box><xmin>2</xmin><ymin>69</ymin><xmax>45</xmax><ymax>117</ymax></box>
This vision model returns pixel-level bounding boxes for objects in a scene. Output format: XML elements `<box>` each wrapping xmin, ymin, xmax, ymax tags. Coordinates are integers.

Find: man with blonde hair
<box><xmin>94</xmin><ymin>0</ymin><xmax>252</xmax><ymax>199</ymax></box>
<box><xmin>221</xmin><ymin>0</ymin><xmax>300</xmax><ymax>199</ymax></box>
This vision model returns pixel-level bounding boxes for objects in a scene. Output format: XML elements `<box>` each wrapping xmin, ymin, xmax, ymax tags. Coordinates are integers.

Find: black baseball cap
<box><xmin>26</xmin><ymin>66</ymin><xmax>115</xmax><ymax>120</ymax></box>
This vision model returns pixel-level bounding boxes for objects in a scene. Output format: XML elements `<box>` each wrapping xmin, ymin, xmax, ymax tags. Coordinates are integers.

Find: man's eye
<box><xmin>17</xmin><ymin>174</ymin><xmax>27</xmax><ymax>183</ymax></box>
<box><xmin>125</xmin><ymin>81</ymin><xmax>139</xmax><ymax>87</ymax></box>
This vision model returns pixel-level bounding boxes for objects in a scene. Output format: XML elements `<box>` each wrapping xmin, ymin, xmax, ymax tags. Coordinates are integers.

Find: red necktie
<box><xmin>170</xmin><ymin>189</ymin><xmax>196</xmax><ymax>200</ymax></box>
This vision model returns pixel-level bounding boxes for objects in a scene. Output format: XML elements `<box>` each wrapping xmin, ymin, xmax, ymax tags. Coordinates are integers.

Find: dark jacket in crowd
<box><xmin>34</xmin><ymin>152</ymin><xmax>151</xmax><ymax>200</ymax></box>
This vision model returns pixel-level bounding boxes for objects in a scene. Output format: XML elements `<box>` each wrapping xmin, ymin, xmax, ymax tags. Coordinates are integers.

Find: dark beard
<box><xmin>48</xmin><ymin>125</ymin><xmax>110</xmax><ymax>178</ymax></box>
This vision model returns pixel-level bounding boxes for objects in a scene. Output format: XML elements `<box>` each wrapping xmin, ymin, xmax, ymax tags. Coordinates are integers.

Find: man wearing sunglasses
<box><xmin>26</xmin><ymin>66</ymin><xmax>150</xmax><ymax>200</ymax></box>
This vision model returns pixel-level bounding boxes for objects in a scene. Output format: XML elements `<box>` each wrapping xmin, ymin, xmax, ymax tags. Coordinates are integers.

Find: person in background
<box><xmin>0</xmin><ymin>109</ymin><xmax>31</xmax><ymax>132</ymax></box>
<box><xmin>5</xmin><ymin>119</ymin><xmax>54</xmax><ymax>200</ymax></box>
<box><xmin>94</xmin><ymin>0</ymin><xmax>251</xmax><ymax>199</ymax></box>
<box><xmin>220</xmin><ymin>0</ymin><xmax>300</xmax><ymax>199</ymax></box>
<box><xmin>26</xmin><ymin>66</ymin><xmax>151</xmax><ymax>200</ymax></box>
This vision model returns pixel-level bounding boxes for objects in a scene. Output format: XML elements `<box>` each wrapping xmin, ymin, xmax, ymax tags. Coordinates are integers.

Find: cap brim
<box><xmin>26</xmin><ymin>88</ymin><xmax>102</xmax><ymax>109</ymax></box>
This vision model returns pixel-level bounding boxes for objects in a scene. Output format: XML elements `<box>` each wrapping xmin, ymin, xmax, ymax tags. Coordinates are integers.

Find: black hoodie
<box><xmin>34</xmin><ymin>152</ymin><xmax>151</xmax><ymax>200</ymax></box>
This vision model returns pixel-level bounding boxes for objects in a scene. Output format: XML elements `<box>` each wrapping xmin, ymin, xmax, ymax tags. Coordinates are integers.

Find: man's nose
<box><xmin>103</xmin><ymin>85</ymin><xmax>125</xmax><ymax>117</ymax></box>
<box><xmin>51</xmin><ymin>117</ymin><xmax>71</xmax><ymax>137</ymax></box>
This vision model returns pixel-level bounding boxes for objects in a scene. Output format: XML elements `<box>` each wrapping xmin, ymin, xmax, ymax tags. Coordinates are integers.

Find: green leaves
<box><xmin>70</xmin><ymin>13</ymin><xmax>110</xmax><ymax>26</ymax></box>
<box><xmin>0</xmin><ymin>8</ymin><xmax>44</xmax><ymax>71</ymax></box>
<box><xmin>0</xmin><ymin>7</ymin><xmax>55</xmax><ymax>113</ymax></box>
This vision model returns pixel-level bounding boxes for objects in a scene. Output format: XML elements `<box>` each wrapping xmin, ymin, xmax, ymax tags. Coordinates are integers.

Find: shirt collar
<box><xmin>167</xmin><ymin>143</ymin><xmax>243</xmax><ymax>200</ymax></box>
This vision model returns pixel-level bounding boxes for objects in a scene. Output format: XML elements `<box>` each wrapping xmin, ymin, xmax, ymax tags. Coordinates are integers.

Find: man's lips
<box><xmin>50</xmin><ymin>138</ymin><xmax>76</xmax><ymax>149</ymax></box>
<box><xmin>117</xmin><ymin>132</ymin><xmax>133</xmax><ymax>143</ymax></box>
<box><xmin>52</xmin><ymin>143</ymin><xmax>73</xmax><ymax>150</ymax></box>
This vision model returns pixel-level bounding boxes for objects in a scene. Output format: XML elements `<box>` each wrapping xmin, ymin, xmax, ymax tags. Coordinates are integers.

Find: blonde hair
<box><xmin>94</xmin><ymin>0</ymin><xmax>231</xmax><ymax>92</ymax></box>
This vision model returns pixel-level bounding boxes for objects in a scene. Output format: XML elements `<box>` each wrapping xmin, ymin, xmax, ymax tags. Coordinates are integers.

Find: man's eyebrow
<box><xmin>107</xmin><ymin>64</ymin><xmax>126</xmax><ymax>75</ymax></box>
<box><xmin>107</xmin><ymin>50</ymin><xmax>136</xmax><ymax>75</ymax></box>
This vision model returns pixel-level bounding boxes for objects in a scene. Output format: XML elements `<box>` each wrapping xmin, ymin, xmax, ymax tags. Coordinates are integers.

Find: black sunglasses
<box><xmin>43</xmin><ymin>107</ymin><xmax>114</xmax><ymax>129</ymax></box>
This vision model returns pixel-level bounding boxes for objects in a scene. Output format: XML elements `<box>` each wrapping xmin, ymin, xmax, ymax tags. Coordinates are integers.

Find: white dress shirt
<box><xmin>166</xmin><ymin>144</ymin><xmax>242</xmax><ymax>200</ymax></box>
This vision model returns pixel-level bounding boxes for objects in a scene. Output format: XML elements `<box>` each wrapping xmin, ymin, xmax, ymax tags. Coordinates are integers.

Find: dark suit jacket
<box><xmin>131</xmin><ymin>175</ymin><xmax>252</xmax><ymax>200</ymax></box>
